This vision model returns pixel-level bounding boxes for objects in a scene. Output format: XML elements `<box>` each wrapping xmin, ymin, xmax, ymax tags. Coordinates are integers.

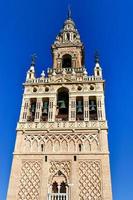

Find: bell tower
<box><xmin>7</xmin><ymin>10</ymin><xmax>112</xmax><ymax>200</ymax></box>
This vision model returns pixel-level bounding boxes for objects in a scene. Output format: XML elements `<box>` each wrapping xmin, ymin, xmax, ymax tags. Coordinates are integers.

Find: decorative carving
<box><xmin>17</xmin><ymin>120</ymin><xmax>107</xmax><ymax>130</ymax></box>
<box><xmin>23</xmin><ymin>133</ymin><xmax>100</xmax><ymax>153</ymax></box>
<box><xmin>79</xmin><ymin>160</ymin><xmax>102</xmax><ymax>200</ymax></box>
<box><xmin>49</xmin><ymin>161</ymin><xmax>71</xmax><ymax>184</ymax></box>
<box><xmin>18</xmin><ymin>160</ymin><xmax>42</xmax><ymax>200</ymax></box>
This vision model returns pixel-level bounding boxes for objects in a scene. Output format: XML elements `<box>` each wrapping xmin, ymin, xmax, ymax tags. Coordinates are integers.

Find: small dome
<box><xmin>64</xmin><ymin>18</ymin><xmax>75</xmax><ymax>26</ymax></box>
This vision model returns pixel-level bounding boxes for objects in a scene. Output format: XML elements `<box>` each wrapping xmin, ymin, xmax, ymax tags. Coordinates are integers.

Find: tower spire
<box><xmin>67</xmin><ymin>5</ymin><xmax>72</xmax><ymax>19</ymax></box>
<box><xmin>31</xmin><ymin>53</ymin><xmax>37</xmax><ymax>66</ymax></box>
<box><xmin>94</xmin><ymin>50</ymin><xmax>100</xmax><ymax>63</ymax></box>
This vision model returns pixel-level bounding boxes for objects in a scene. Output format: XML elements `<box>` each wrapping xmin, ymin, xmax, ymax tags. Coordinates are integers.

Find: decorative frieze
<box><xmin>23</xmin><ymin>133</ymin><xmax>100</xmax><ymax>153</ymax></box>
<box><xmin>17</xmin><ymin>120</ymin><xmax>107</xmax><ymax>131</ymax></box>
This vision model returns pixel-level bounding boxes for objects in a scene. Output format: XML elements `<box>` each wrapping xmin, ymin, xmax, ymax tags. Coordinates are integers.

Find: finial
<box><xmin>68</xmin><ymin>5</ymin><xmax>72</xmax><ymax>19</ymax></box>
<box><xmin>95</xmin><ymin>50</ymin><xmax>100</xmax><ymax>63</ymax></box>
<box><xmin>83</xmin><ymin>68</ymin><xmax>88</xmax><ymax>75</ymax></box>
<box><xmin>31</xmin><ymin>53</ymin><xmax>37</xmax><ymax>66</ymax></box>
<box><xmin>41</xmin><ymin>70</ymin><xmax>45</xmax><ymax>77</ymax></box>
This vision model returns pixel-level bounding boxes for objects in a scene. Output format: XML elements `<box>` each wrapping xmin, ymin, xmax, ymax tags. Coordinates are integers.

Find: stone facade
<box><xmin>7</xmin><ymin>13</ymin><xmax>112</xmax><ymax>200</ymax></box>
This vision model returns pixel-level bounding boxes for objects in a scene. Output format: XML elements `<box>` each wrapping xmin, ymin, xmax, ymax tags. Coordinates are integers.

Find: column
<box><xmin>34</xmin><ymin>98</ymin><xmax>42</xmax><ymax>122</ymax></box>
<box><xmin>72</xmin><ymin>59</ymin><xmax>76</xmax><ymax>68</ymax></box>
<box><xmin>97</xmin><ymin>96</ymin><xmax>106</xmax><ymax>121</ymax></box>
<box><xmin>84</xmin><ymin>96</ymin><xmax>89</xmax><ymax>121</ymax></box>
<box><xmin>48</xmin><ymin>97</ymin><xmax>55</xmax><ymax>122</ymax></box>
<box><xmin>101</xmin><ymin>95</ymin><xmax>106</xmax><ymax>120</ymax></box>
<box><xmin>19</xmin><ymin>98</ymin><xmax>30</xmax><ymax>122</ymax></box>
<box><xmin>69</xmin><ymin>96</ymin><xmax>76</xmax><ymax>121</ymax></box>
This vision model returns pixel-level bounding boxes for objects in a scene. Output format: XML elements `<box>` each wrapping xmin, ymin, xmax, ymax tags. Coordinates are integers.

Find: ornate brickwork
<box><xmin>49</xmin><ymin>161</ymin><xmax>71</xmax><ymax>184</ymax></box>
<box><xmin>79</xmin><ymin>160</ymin><xmax>102</xmax><ymax>200</ymax></box>
<box><xmin>17</xmin><ymin>121</ymin><xmax>107</xmax><ymax>130</ymax></box>
<box><xmin>23</xmin><ymin>133</ymin><xmax>100</xmax><ymax>153</ymax></box>
<box><xmin>17</xmin><ymin>160</ymin><xmax>42</xmax><ymax>200</ymax></box>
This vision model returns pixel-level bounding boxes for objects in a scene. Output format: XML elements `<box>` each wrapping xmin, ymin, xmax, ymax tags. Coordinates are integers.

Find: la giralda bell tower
<box><xmin>7</xmin><ymin>11</ymin><xmax>112</xmax><ymax>200</ymax></box>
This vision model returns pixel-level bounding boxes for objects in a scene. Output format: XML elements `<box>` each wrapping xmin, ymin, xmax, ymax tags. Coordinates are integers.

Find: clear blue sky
<box><xmin>0</xmin><ymin>0</ymin><xmax>133</xmax><ymax>199</ymax></box>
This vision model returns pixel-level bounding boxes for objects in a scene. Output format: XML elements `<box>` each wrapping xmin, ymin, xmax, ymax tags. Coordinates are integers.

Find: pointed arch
<box><xmin>84</xmin><ymin>139</ymin><xmax>91</xmax><ymax>152</ymax></box>
<box><xmin>51</xmin><ymin>170</ymin><xmax>68</xmax><ymax>186</ymax></box>
<box><xmin>69</xmin><ymin>139</ymin><xmax>75</xmax><ymax>152</ymax></box>
<box><xmin>77</xmin><ymin>139</ymin><xmax>83</xmax><ymax>152</ymax></box>
<box><xmin>25</xmin><ymin>140</ymin><xmax>31</xmax><ymax>152</ymax></box>
<box><xmin>90</xmin><ymin>138</ymin><xmax>98</xmax><ymax>152</ymax></box>
<box><xmin>54</xmin><ymin>140</ymin><xmax>60</xmax><ymax>152</ymax></box>
<box><xmin>46</xmin><ymin>140</ymin><xmax>53</xmax><ymax>152</ymax></box>
<box><xmin>32</xmin><ymin>139</ymin><xmax>38</xmax><ymax>152</ymax></box>
<box><xmin>61</xmin><ymin>140</ymin><xmax>68</xmax><ymax>152</ymax></box>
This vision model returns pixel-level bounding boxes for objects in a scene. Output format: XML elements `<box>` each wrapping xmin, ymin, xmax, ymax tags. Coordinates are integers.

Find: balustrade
<box><xmin>25</xmin><ymin>73</ymin><xmax>102</xmax><ymax>84</ymax></box>
<box><xmin>48</xmin><ymin>193</ymin><xmax>68</xmax><ymax>200</ymax></box>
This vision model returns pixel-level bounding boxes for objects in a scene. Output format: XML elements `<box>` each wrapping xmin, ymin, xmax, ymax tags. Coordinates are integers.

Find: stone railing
<box><xmin>17</xmin><ymin>120</ymin><xmax>107</xmax><ymax>131</ymax></box>
<box><xmin>25</xmin><ymin>75</ymin><xmax>102</xmax><ymax>85</ymax></box>
<box><xmin>48</xmin><ymin>193</ymin><xmax>68</xmax><ymax>200</ymax></box>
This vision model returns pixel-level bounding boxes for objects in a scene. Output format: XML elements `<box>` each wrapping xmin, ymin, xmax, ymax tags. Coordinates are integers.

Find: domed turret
<box><xmin>52</xmin><ymin>8</ymin><xmax>84</xmax><ymax>70</ymax></box>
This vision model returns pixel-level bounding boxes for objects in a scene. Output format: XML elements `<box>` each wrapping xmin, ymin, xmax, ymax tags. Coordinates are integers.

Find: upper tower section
<box><xmin>52</xmin><ymin>9</ymin><xmax>84</xmax><ymax>70</ymax></box>
<box><xmin>18</xmin><ymin>10</ymin><xmax>106</xmax><ymax>130</ymax></box>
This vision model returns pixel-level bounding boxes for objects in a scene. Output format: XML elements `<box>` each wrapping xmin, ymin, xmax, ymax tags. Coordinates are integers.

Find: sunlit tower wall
<box><xmin>7</xmin><ymin>11</ymin><xmax>112</xmax><ymax>200</ymax></box>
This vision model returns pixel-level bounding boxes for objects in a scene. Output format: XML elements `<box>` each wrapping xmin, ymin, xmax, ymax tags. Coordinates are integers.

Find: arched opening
<box><xmin>52</xmin><ymin>181</ymin><xmax>58</xmax><ymax>193</ymax></box>
<box><xmin>27</xmin><ymin>98</ymin><xmax>37</xmax><ymax>122</ymax></box>
<box><xmin>76</xmin><ymin>96</ymin><xmax>84</xmax><ymax>120</ymax></box>
<box><xmin>56</xmin><ymin>87</ymin><xmax>69</xmax><ymax>121</ymax></box>
<box><xmin>60</xmin><ymin>181</ymin><xmax>66</xmax><ymax>193</ymax></box>
<box><xmin>62</xmin><ymin>54</ymin><xmax>72</xmax><ymax>68</ymax></box>
<box><xmin>48</xmin><ymin>171</ymin><xmax>69</xmax><ymax>200</ymax></box>
<box><xmin>41</xmin><ymin>98</ymin><xmax>49</xmax><ymax>121</ymax></box>
<box><xmin>66</xmin><ymin>33</ymin><xmax>70</xmax><ymax>41</ymax></box>
<box><xmin>89</xmin><ymin>96</ymin><xmax>98</xmax><ymax>120</ymax></box>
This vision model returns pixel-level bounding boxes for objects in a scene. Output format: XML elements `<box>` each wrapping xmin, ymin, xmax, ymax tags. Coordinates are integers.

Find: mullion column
<box><xmin>97</xmin><ymin>96</ymin><xmax>105</xmax><ymax>121</ymax></box>
<box><xmin>48</xmin><ymin>97</ymin><xmax>55</xmax><ymax>122</ymax></box>
<box><xmin>35</xmin><ymin>98</ymin><xmax>42</xmax><ymax>122</ymax></box>
<box><xmin>69</xmin><ymin>96</ymin><xmax>76</xmax><ymax>121</ymax></box>
<box><xmin>20</xmin><ymin>98</ymin><xmax>30</xmax><ymax>122</ymax></box>
<box><xmin>101</xmin><ymin>95</ymin><xmax>106</xmax><ymax>120</ymax></box>
<box><xmin>84</xmin><ymin>96</ymin><xmax>89</xmax><ymax>121</ymax></box>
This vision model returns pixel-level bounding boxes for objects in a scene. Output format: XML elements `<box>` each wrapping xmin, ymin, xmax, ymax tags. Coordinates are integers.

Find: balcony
<box><xmin>48</xmin><ymin>193</ymin><xmax>68</xmax><ymax>200</ymax></box>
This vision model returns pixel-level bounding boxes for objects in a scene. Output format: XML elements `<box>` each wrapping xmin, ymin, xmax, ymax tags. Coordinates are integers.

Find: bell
<box><xmin>90</xmin><ymin>101</ymin><xmax>96</xmax><ymax>111</ymax></box>
<box><xmin>58</xmin><ymin>100</ymin><xmax>66</xmax><ymax>109</ymax></box>
<box><xmin>42</xmin><ymin>102</ymin><xmax>48</xmax><ymax>114</ymax></box>
<box><xmin>77</xmin><ymin>100</ymin><xmax>83</xmax><ymax>113</ymax></box>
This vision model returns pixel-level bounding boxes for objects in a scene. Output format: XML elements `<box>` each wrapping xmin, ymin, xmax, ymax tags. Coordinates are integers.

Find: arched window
<box><xmin>41</xmin><ymin>98</ymin><xmax>49</xmax><ymax>121</ymax></box>
<box><xmin>89</xmin><ymin>96</ymin><xmax>98</xmax><ymax>120</ymax></box>
<box><xmin>66</xmin><ymin>33</ymin><xmax>70</xmax><ymax>41</ymax></box>
<box><xmin>56</xmin><ymin>87</ymin><xmax>69</xmax><ymax>121</ymax></box>
<box><xmin>76</xmin><ymin>96</ymin><xmax>84</xmax><ymax>120</ymax></box>
<box><xmin>60</xmin><ymin>181</ymin><xmax>66</xmax><ymax>193</ymax></box>
<box><xmin>27</xmin><ymin>98</ymin><xmax>37</xmax><ymax>122</ymax></box>
<box><xmin>52</xmin><ymin>181</ymin><xmax>58</xmax><ymax>193</ymax></box>
<box><xmin>62</xmin><ymin>54</ymin><xmax>72</xmax><ymax>68</ymax></box>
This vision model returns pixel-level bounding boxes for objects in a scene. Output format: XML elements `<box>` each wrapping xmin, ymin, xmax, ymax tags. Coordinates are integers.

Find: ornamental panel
<box><xmin>49</xmin><ymin>161</ymin><xmax>71</xmax><ymax>184</ymax></box>
<box><xmin>17</xmin><ymin>160</ymin><xmax>42</xmax><ymax>200</ymax></box>
<box><xmin>23</xmin><ymin>133</ymin><xmax>100</xmax><ymax>153</ymax></box>
<box><xmin>79</xmin><ymin>160</ymin><xmax>102</xmax><ymax>200</ymax></box>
